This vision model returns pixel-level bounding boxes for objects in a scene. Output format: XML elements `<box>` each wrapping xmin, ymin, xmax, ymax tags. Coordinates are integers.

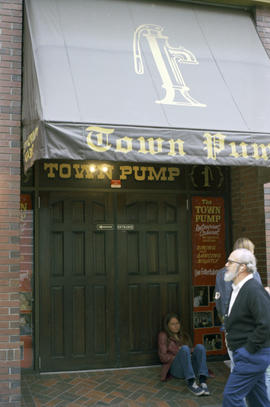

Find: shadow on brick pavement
<box><xmin>22</xmin><ymin>360</ymin><xmax>230</xmax><ymax>407</ymax></box>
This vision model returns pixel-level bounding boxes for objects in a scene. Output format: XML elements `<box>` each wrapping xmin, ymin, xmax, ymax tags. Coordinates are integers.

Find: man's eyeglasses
<box><xmin>226</xmin><ymin>259</ymin><xmax>244</xmax><ymax>265</ymax></box>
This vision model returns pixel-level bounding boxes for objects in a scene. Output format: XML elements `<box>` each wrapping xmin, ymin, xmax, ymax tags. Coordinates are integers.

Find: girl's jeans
<box><xmin>170</xmin><ymin>344</ymin><xmax>208</xmax><ymax>382</ymax></box>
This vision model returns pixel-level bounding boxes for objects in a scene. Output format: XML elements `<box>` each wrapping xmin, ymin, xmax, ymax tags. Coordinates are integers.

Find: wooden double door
<box><xmin>39</xmin><ymin>191</ymin><xmax>190</xmax><ymax>371</ymax></box>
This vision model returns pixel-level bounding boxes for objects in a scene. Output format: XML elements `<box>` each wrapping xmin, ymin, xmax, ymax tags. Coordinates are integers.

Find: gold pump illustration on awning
<box><xmin>133</xmin><ymin>24</ymin><xmax>206</xmax><ymax>107</ymax></box>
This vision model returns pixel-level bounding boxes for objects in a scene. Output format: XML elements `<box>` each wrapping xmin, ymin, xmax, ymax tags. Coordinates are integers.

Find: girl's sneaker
<box><xmin>201</xmin><ymin>382</ymin><xmax>210</xmax><ymax>395</ymax></box>
<box><xmin>187</xmin><ymin>381</ymin><xmax>205</xmax><ymax>396</ymax></box>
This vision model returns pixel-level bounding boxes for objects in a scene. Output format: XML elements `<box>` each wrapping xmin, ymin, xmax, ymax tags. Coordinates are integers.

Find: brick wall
<box><xmin>0</xmin><ymin>1</ymin><xmax>22</xmax><ymax>406</ymax></box>
<box><xmin>230</xmin><ymin>167</ymin><xmax>270</xmax><ymax>283</ymax></box>
<box><xmin>264</xmin><ymin>183</ymin><xmax>270</xmax><ymax>283</ymax></box>
<box><xmin>255</xmin><ymin>6</ymin><xmax>270</xmax><ymax>58</ymax></box>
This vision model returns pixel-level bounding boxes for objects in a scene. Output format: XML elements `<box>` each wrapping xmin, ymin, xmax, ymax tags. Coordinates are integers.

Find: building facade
<box><xmin>1</xmin><ymin>0</ymin><xmax>270</xmax><ymax>405</ymax></box>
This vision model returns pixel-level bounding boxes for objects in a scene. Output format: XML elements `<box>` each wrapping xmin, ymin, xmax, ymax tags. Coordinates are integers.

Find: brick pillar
<box><xmin>0</xmin><ymin>1</ymin><xmax>22</xmax><ymax>406</ymax></box>
<box><xmin>264</xmin><ymin>183</ymin><xmax>270</xmax><ymax>283</ymax></box>
<box><xmin>255</xmin><ymin>6</ymin><xmax>270</xmax><ymax>284</ymax></box>
<box><xmin>231</xmin><ymin>167</ymin><xmax>268</xmax><ymax>282</ymax></box>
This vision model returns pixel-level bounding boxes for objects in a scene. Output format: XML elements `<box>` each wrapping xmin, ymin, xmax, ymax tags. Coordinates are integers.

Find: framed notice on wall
<box><xmin>191</xmin><ymin>196</ymin><xmax>227</xmax><ymax>355</ymax></box>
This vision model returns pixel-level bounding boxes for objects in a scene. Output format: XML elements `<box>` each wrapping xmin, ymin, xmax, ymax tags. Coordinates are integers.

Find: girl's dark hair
<box><xmin>163</xmin><ymin>312</ymin><xmax>180</xmax><ymax>336</ymax></box>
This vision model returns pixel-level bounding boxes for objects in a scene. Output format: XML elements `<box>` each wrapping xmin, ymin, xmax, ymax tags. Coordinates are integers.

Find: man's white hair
<box><xmin>233</xmin><ymin>248</ymin><xmax>257</xmax><ymax>273</ymax></box>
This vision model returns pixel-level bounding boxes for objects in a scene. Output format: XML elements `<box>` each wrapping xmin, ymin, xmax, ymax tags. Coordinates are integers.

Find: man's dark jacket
<box><xmin>225</xmin><ymin>278</ymin><xmax>270</xmax><ymax>353</ymax></box>
<box><xmin>214</xmin><ymin>267</ymin><xmax>262</xmax><ymax>319</ymax></box>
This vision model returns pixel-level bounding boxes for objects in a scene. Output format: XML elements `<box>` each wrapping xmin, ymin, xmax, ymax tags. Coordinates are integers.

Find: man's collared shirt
<box><xmin>228</xmin><ymin>274</ymin><xmax>253</xmax><ymax>316</ymax></box>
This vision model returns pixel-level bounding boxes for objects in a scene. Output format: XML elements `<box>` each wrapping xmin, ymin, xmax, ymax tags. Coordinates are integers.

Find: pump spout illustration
<box><xmin>133</xmin><ymin>24</ymin><xmax>206</xmax><ymax>107</ymax></box>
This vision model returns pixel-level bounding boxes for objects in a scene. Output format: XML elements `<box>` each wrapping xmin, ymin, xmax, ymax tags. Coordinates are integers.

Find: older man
<box><xmin>223</xmin><ymin>248</ymin><xmax>270</xmax><ymax>407</ymax></box>
<box><xmin>214</xmin><ymin>238</ymin><xmax>261</xmax><ymax>326</ymax></box>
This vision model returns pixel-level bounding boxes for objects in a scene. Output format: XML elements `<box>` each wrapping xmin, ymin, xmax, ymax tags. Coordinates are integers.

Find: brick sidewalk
<box><xmin>22</xmin><ymin>361</ymin><xmax>229</xmax><ymax>406</ymax></box>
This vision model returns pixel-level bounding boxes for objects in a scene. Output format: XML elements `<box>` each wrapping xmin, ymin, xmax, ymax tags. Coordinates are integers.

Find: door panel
<box><xmin>39</xmin><ymin>191</ymin><xmax>189</xmax><ymax>371</ymax></box>
<box><xmin>39</xmin><ymin>192</ymin><xmax>115</xmax><ymax>371</ymax></box>
<box><xmin>117</xmin><ymin>193</ymin><xmax>189</xmax><ymax>366</ymax></box>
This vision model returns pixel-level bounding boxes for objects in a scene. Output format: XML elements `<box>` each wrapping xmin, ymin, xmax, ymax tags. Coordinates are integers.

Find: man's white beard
<box><xmin>224</xmin><ymin>269</ymin><xmax>237</xmax><ymax>282</ymax></box>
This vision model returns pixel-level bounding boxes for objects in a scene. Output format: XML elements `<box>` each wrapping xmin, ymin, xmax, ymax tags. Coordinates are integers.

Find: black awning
<box><xmin>23</xmin><ymin>0</ymin><xmax>270</xmax><ymax>171</ymax></box>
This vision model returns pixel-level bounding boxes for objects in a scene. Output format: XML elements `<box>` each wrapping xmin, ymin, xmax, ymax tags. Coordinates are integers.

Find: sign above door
<box><xmin>38</xmin><ymin>161</ymin><xmax>226</xmax><ymax>191</ymax></box>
